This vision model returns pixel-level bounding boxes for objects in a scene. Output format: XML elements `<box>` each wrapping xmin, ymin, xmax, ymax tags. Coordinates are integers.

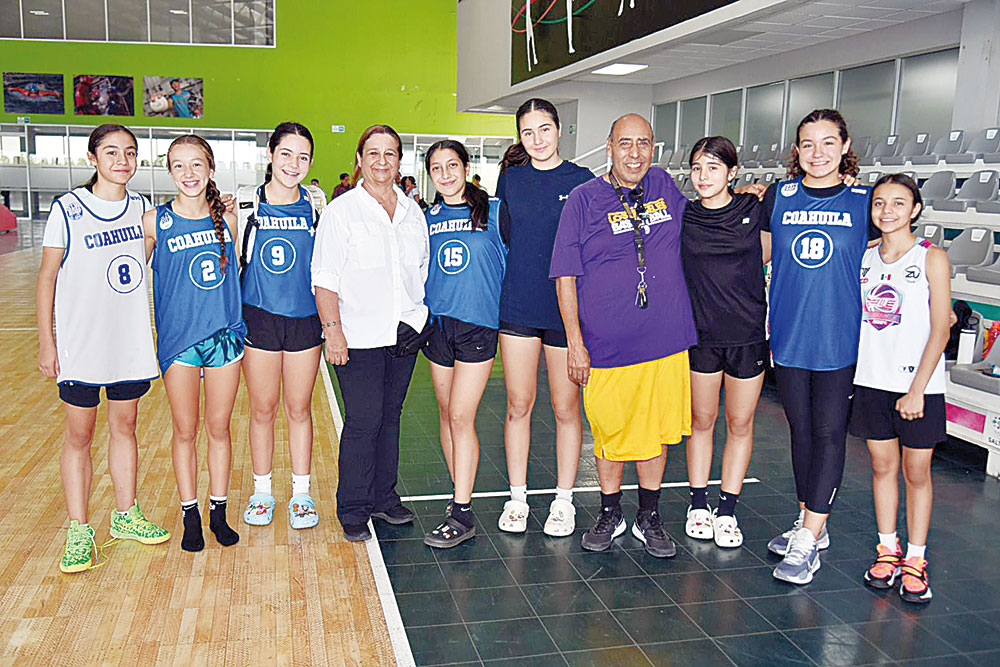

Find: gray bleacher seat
<box><xmin>949</xmin><ymin>331</ymin><xmax>1000</xmax><ymax>394</ymax></box>
<box><xmin>976</xmin><ymin>198</ymin><xmax>1000</xmax><ymax>214</ymax></box>
<box><xmin>880</xmin><ymin>132</ymin><xmax>930</xmax><ymax>166</ymax></box>
<box><xmin>944</xmin><ymin>128</ymin><xmax>1000</xmax><ymax>163</ymax></box>
<box><xmin>681</xmin><ymin>177</ymin><xmax>696</xmax><ymax>198</ymax></box>
<box><xmin>946</xmin><ymin>226</ymin><xmax>995</xmax><ymax>276</ymax></box>
<box><xmin>733</xmin><ymin>172</ymin><xmax>755</xmax><ymax>189</ymax></box>
<box><xmin>674</xmin><ymin>172</ymin><xmax>686</xmax><ymax>188</ymax></box>
<box><xmin>758</xmin><ymin>142</ymin><xmax>781</xmax><ymax>168</ymax></box>
<box><xmin>859</xmin><ymin>171</ymin><xmax>882</xmax><ymax>187</ymax></box>
<box><xmin>921</xmin><ymin>171</ymin><xmax>956</xmax><ymax>208</ymax></box>
<box><xmin>912</xmin><ymin>130</ymin><xmax>964</xmax><ymax>165</ymax></box>
<box><xmin>861</xmin><ymin>135</ymin><xmax>899</xmax><ymax>166</ymax></box>
<box><xmin>853</xmin><ymin>136</ymin><xmax>872</xmax><ymax>159</ymax></box>
<box><xmin>968</xmin><ymin>251</ymin><xmax>1000</xmax><ymax>285</ymax></box>
<box><xmin>914</xmin><ymin>222</ymin><xmax>944</xmax><ymax>247</ymax></box>
<box><xmin>667</xmin><ymin>146</ymin><xmax>687</xmax><ymax>170</ymax></box>
<box><xmin>934</xmin><ymin>170</ymin><xmax>999</xmax><ymax>212</ymax></box>
<box><xmin>760</xmin><ymin>172</ymin><xmax>776</xmax><ymax>187</ymax></box>
<box><xmin>742</xmin><ymin>144</ymin><xmax>762</xmax><ymax>168</ymax></box>
<box><xmin>658</xmin><ymin>147</ymin><xmax>673</xmax><ymax>167</ymax></box>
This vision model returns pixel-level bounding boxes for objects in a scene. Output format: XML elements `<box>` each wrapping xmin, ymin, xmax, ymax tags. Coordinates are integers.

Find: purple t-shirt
<box><xmin>549</xmin><ymin>167</ymin><xmax>697</xmax><ymax>368</ymax></box>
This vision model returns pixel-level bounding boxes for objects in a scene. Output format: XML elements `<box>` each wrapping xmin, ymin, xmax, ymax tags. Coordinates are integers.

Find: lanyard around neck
<box><xmin>608</xmin><ymin>172</ymin><xmax>649</xmax><ymax>309</ymax></box>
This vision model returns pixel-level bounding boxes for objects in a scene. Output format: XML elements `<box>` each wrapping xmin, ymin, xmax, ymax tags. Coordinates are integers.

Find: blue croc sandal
<box><xmin>243</xmin><ymin>493</ymin><xmax>276</xmax><ymax>526</ymax></box>
<box><xmin>289</xmin><ymin>494</ymin><xmax>319</xmax><ymax>530</ymax></box>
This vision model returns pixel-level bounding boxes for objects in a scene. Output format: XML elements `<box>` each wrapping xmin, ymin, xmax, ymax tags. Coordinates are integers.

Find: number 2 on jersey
<box><xmin>201</xmin><ymin>259</ymin><xmax>217</xmax><ymax>283</ymax></box>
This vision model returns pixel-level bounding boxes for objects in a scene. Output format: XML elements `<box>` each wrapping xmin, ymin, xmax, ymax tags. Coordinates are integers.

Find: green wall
<box><xmin>0</xmin><ymin>0</ymin><xmax>513</xmax><ymax>186</ymax></box>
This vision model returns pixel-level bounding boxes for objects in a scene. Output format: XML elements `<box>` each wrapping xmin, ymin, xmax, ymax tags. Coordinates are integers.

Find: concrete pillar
<box><xmin>952</xmin><ymin>0</ymin><xmax>1000</xmax><ymax>132</ymax></box>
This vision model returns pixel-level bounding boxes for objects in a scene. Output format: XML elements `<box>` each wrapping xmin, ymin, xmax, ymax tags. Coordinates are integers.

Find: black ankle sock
<box><xmin>208</xmin><ymin>498</ymin><xmax>239</xmax><ymax>546</ymax></box>
<box><xmin>181</xmin><ymin>503</ymin><xmax>204</xmax><ymax>552</ymax></box>
<box><xmin>689</xmin><ymin>486</ymin><xmax>709</xmax><ymax>510</ymax></box>
<box><xmin>600</xmin><ymin>491</ymin><xmax>622</xmax><ymax>511</ymax></box>
<box><xmin>717</xmin><ymin>491</ymin><xmax>739</xmax><ymax>517</ymax></box>
<box><xmin>451</xmin><ymin>502</ymin><xmax>474</xmax><ymax>528</ymax></box>
<box><xmin>638</xmin><ymin>487</ymin><xmax>660</xmax><ymax>513</ymax></box>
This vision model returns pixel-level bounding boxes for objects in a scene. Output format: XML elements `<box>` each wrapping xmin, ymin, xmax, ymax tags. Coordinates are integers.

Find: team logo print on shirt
<box><xmin>430</xmin><ymin>204</ymin><xmax>442</xmax><ymax>216</ymax></box>
<box><xmin>259</xmin><ymin>237</ymin><xmax>296</xmax><ymax>275</ymax></box>
<box><xmin>606</xmin><ymin>198</ymin><xmax>671</xmax><ymax>235</ymax></box>
<box><xmin>437</xmin><ymin>239</ymin><xmax>470</xmax><ymax>275</ymax></box>
<box><xmin>158</xmin><ymin>211</ymin><xmax>173</xmax><ymax>230</ymax></box>
<box><xmin>863</xmin><ymin>283</ymin><xmax>902</xmax><ymax>330</ymax></box>
<box><xmin>904</xmin><ymin>265</ymin><xmax>921</xmax><ymax>282</ymax></box>
<box><xmin>780</xmin><ymin>182</ymin><xmax>799</xmax><ymax>197</ymax></box>
<box><xmin>64</xmin><ymin>200</ymin><xmax>83</xmax><ymax>221</ymax></box>
<box><xmin>559</xmin><ymin>194</ymin><xmax>570</xmax><ymax>201</ymax></box>
<box><xmin>188</xmin><ymin>251</ymin><xmax>226</xmax><ymax>290</ymax></box>
<box><xmin>106</xmin><ymin>254</ymin><xmax>144</xmax><ymax>295</ymax></box>
<box><xmin>791</xmin><ymin>229</ymin><xmax>834</xmax><ymax>269</ymax></box>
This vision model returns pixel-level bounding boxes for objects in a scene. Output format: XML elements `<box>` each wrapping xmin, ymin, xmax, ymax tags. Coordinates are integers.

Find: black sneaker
<box><xmin>632</xmin><ymin>510</ymin><xmax>676</xmax><ymax>558</ymax></box>
<box><xmin>343</xmin><ymin>523</ymin><xmax>372</xmax><ymax>542</ymax></box>
<box><xmin>582</xmin><ymin>505</ymin><xmax>626</xmax><ymax>552</ymax></box>
<box><xmin>372</xmin><ymin>504</ymin><xmax>415</xmax><ymax>525</ymax></box>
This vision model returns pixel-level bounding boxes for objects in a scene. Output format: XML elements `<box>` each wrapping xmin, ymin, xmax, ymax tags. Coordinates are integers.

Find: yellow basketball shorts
<box><xmin>582</xmin><ymin>350</ymin><xmax>692</xmax><ymax>462</ymax></box>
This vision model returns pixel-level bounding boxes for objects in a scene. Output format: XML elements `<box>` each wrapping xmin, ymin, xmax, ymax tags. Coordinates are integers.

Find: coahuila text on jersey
<box><xmin>166</xmin><ymin>228</ymin><xmax>233</xmax><ymax>253</ymax></box>
<box><xmin>429</xmin><ymin>218</ymin><xmax>473</xmax><ymax>235</ymax></box>
<box><xmin>84</xmin><ymin>224</ymin><xmax>143</xmax><ymax>249</ymax></box>
<box><xmin>257</xmin><ymin>216</ymin><xmax>311</xmax><ymax>231</ymax></box>
<box><xmin>780</xmin><ymin>210</ymin><xmax>853</xmax><ymax>226</ymax></box>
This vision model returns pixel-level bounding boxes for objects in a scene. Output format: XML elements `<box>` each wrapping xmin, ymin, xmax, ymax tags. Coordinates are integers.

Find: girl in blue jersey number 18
<box><xmin>142</xmin><ymin>135</ymin><xmax>246</xmax><ymax>552</ymax></box>
<box><xmin>240</xmin><ymin>123</ymin><xmax>322</xmax><ymax>531</ymax></box>
<box><xmin>421</xmin><ymin>140</ymin><xmax>508</xmax><ymax>548</ymax></box>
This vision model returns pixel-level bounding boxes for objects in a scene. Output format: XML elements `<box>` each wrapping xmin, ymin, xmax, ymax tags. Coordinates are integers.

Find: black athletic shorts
<box><xmin>424</xmin><ymin>316</ymin><xmax>498</xmax><ymax>367</ymax></box>
<box><xmin>58</xmin><ymin>380</ymin><xmax>151</xmax><ymax>408</ymax></box>
<box><xmin>849</xmin><ymin>385</ymin><xmax>946</xmax><ymax>449</ymax></box>
<box><xmin>243</xmin><ymin>304</ymin><xmax>322</xmax><ymax>352</ymax></box>
<box><xmin>689</xmin><ymin>341</ymin><xmax>768</xmax><ymax>379</ymax></box>
<box><xmin>498</xmin><ymin>320</ymin><xmax>567</xmax><ymax>348</ymax></box>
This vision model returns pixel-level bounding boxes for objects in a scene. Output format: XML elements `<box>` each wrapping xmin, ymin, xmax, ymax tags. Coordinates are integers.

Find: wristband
<box><xmin>322</xmin><ymin>320</ymin><xmax>340</xmax><ymax>328</ymax></box>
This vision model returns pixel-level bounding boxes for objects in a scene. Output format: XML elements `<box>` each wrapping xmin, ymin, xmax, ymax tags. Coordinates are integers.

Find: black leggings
<box><xmin>774</xmin><ymin>364</ymin><xmax>855</xmax><ymax>514</ymax></box>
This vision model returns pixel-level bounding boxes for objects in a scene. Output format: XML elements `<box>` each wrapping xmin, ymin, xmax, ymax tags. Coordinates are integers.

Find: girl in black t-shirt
<box><xmin>680</xmin><ymin>136</ymin><xmax>768</xmax><ymax>549</ymax></box>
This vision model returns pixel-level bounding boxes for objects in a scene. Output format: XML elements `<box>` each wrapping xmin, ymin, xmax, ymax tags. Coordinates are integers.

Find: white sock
<box><xmin>254</xmin><ymin>471</ymin><xmax>273</xmax><ymax>496</ymax></box>
<box><xmin>878</xmin><ymin>531</ymin><xmax>898</xmax><ymax>550</ymax></box>
<box><xmin>291</xmin><ymin>473</ymin><xmax>310</xmax><ymax>497</ymax></box>
<box><xmin>906</xmin><ymin>543</ymin><xmax>926</xmax><ymax>561</ymax></box>
<box><xmin>510</xmin><ymin>485</ymin><xmax>527</xmax><ymax>504</ymax></box>
<box><xmin>555</xmin><ymin>487</ymin><xmax>573</xmax><ymax>503</ymax></box>
<box><xmin>797</xmin><ymin>508</ymin><xmax>805</xmax><ymax>523</ymax></box>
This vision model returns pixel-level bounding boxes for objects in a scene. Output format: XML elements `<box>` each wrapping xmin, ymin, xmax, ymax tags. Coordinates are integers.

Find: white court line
<box><xmin>0</xmin><ymin>327</ymin><xmax>36</xmax><ymax>331</ymax></box>
<box><xmin>402</xmin><ymin>478</ymin><xmax>761</xmax><ymax>503</ymax></box>
<box><xmin>320</xmin><ymin>362</ymin><xmax>415</xmax><ymax>667</ymax></box>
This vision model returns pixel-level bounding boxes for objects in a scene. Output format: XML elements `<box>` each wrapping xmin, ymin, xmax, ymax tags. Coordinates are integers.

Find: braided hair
<box><xmin>167</xmin><ymin>134</ymin><xmax>229</xmax><ymax>272</ymax></box>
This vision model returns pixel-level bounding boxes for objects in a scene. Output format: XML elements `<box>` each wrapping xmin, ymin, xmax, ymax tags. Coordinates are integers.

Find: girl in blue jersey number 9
<box><xmin>240</xmin><ymin>123</ymin><xmax>322</xmax><ymax>531</ymax></box>
<box><xmin>421</xmin><ymin>140</ymin><xmax>508</xmax><ymax>548</ymax></box>
<box><xmin>142</xmin><ymin>135</ymin><xmax>246</xmax><ymax>552</ymax></box>
<box><xmin>760</xmin><ymin>109</ymin><xmax>873</xmax><ymax>585</ymax></box>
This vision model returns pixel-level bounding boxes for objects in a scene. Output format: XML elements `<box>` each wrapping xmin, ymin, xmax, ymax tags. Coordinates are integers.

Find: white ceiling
<box><xmin>569</xmin><ymin>0</ymin><xmax>967</xmax><ymax>85</ymax></box>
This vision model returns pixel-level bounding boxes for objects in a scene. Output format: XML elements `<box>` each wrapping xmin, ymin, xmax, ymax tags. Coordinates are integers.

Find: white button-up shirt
<box><xmin>311</xmin><ymin>182</ymin><xmax>429</xmax><ymax>349</ymax></box>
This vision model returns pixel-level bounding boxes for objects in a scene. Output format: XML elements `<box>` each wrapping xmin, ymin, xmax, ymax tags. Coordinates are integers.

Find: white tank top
<box><xmin>52</xmin><ymin>188</ymin><xmax>159</xmax><ymax>385</ymax></box>
<box><xmin>854</xmin><ymin>239</ymin><xmax>945</xmax><ymax>394</ymax></box>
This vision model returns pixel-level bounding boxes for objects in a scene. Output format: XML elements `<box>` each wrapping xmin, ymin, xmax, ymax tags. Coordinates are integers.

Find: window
<box><xmin>22</xmin><ymin>0</ymin><xmax>63</xmax><ymax>39</ymax></box>
<box><xmin>234</xmin><ymin>0</ymin><xmax>274</xmax><ymax>45</ymax></box>
<box><xmin>0</xmin><ymin>0</ymin><xmax>23</xmax><ymax>37</ymax></box>
<box><xmin>65</xmin><ymin>0</ymin><xmax>107</xmax><ymax>41</ymax></box>
<box><xmin>709</xmin><ymin>89</ymin><xmax>742</xmax><ymax>144</ymax></box>
<box><xmin>107</xmin><ymin>0</ymin><xmax>148</xmax><ymax>42</ymax></box>
<box><xmin>149</xmin><ymin>0</ymin><xmax>192</xmax><ymax>44</ymax></box>
<box><xmin>194</xmin><ymin>1</ymin><xmax>235</xmax><ymax>45</ymax></box>
<box><xmin>839</xmin><ymin>61</ymin><xmax>896</xmax><ymax>142</ymax></box>
<box><xmin>653</xmin><ymin>102</ymin><xmax>677</xmax><ymax>151</ymax></box>
<box><xmin>744</xmin><ymin>83</ymin><xmax>783</xmax><ymax>150</ymax></box>
<box><xmin>785</xmin><ymin>73</ymin><xmax>834</xmax><ymax>146</ymax></box>
<box><xmin>896</xmin><ymin>49</ymin><xmax>959</xmax><ymax>141</ymax></box>
<box><xmin>679</xmin><ymin>97</ymin><xmax>707</xmax><ymax>149</ymax></box>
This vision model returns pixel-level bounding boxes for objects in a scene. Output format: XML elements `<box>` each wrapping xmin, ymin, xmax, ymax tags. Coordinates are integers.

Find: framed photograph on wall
<box><xmin>143</xmin><ymin>76</ymin><xmax>203</xmax><ymax>119</ymax></box>
<box><xmin>74</xmin><ymin>75</ymin><xmax>134</xmax><ymax>116</ymax></box>
<box><xmin>3</xmin><ymin>72</ymin><xmax>65</xmax><ymax>114</ymax></box>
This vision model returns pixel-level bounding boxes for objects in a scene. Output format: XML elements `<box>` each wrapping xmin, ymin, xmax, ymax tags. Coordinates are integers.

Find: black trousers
<box><xmin>774</xmin><ymin>364</ymin><xmax>855</xmax><ymax>514</ymax></box>
<box><xmin>333</xmin><ymin>346</ymin><xmax>417</xmax><ymax>527</ymax></box>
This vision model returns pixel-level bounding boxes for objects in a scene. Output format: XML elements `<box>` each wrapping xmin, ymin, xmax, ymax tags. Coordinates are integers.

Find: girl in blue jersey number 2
<box><xmin>142</xmin><ymin>135</ymin><xmax>246</xmax><ymax>552</ymax></box>
<box><xmin>421</xmin><ymin>140</ymin><xmax>508</xmax><ymax>547</ymax></box>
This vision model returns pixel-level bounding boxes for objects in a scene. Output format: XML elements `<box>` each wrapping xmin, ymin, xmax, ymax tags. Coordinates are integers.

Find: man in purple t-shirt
<box><xmin>550</xmin><ymin>113</ymin><xmax>696</xmax><ymax>559</ymax></box>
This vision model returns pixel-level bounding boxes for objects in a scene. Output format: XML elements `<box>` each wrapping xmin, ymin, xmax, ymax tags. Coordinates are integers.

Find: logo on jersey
<box><xmin>741</xmin><ymin>217</ymin><xmax>751</xmax><ymax>225</ymax></box>
<box><xmin>259</xmin><ymin>237</ymin><xmax>296</xmax><ymax>275</ymax></box>
<box><xmin>606</xmin><ymin>198</ymin><xmax>671</xmax><ymax>235</ymax></box>
<box><xmin>904</xmin><ymin>265</ymin><xmax>921</xmax><ymax>282</ymax></box>
<box><xmin>106</xmin><ymin>254</ymin><xmax>144</xmax><ymax>294</ymax></box>
<box><xmin>780</xmin><ymin>182</ymin><xmax>799</xmax><ymax>197</ymax></box>
<box><xmin>188</xmin><ymin>251</ymin><xmax>226</xmax><ymax>290</ymax></box>
<box><xmin>64</xmin><ymin>200</ymin><xmax>83</xmax><ymax>221</ymax></box>
<box><xmin>559</xmin><ymin>194</ymin><xmax>570</xmax><ymax>201</ymax></box>
<box><xmin>791</xmin><ymin>229</ymin><xmax>834</xmax><ymax>269</ymax></box>
<box><xmin>437</xmin><ymin>239</ymin><xmax>470</xmax><ymax>275</ymax></box>
<box><xmin>430</xmin><ymin>204</ymin><xmax>442</xmax><ymax>216</ymax></box>
<box><xmin>863</xmin><ymin>283</ymin><xmax>902</xmax><ymax>330</ymax></box>
<box><xmin>159</xmin><ymin>211</ymin><xmax>173</xmax><ymax>230</ymax></box>
<box><xmin>898</xmin><ymin>365</ymin><xmax>916</xmax><ymax>374</ymax></box>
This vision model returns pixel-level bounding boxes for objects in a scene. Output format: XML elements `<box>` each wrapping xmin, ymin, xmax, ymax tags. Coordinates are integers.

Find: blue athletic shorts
<box><xmin>172</xmin><ymin>328</ymin><xmax>244</xmax><ymax>369</ymax></box>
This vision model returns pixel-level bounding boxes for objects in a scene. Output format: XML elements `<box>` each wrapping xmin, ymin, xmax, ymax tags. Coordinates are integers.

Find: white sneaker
<box><xmin>685</xmin><ymin>505</ymin><xmax>713</xmax><ymax>540</ymax></box>
<box><xmin>543</xmin><ymin>498</ymin><xmax>576</xmax><ymax>537</ymax></box>
<box><xmin>712</xmin><ymin>509</ymin><xmax>743</xmax><ymax>548</ymax></box>
<box><xmin>498</xmin><ymin>499</ymin><xmax>530</xmax><ymax>533</ymax></box>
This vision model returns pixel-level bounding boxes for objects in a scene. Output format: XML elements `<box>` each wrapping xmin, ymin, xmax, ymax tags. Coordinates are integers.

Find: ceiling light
<box><xmin>169</xmin><ymin>9</ymin><xmax>188</xmax><ymax>15</ymax></box>
<box><xmin>28</xmin><ymin>10</ymin><xmax>49</xmax><ymax>16</ymax></box>
<box><xmin>591</xmin><ymin>63</ymin><xmax>649</xmax><ymax>76</ymax></box>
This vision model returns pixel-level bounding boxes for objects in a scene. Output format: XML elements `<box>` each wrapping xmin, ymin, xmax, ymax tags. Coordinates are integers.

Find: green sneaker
<box><xmin>109</xmin><ymin>502</ymin><xmax>171</xmax><ymax>545</ymax></box>
<box><xmin>60</xmin><ymin>520</ymin><xmax>96</xmax><ymax>573</ymax></box>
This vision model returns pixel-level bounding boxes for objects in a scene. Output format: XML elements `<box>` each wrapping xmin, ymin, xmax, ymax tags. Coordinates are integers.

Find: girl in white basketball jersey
<box><xmin>37</xmin><ymin>124</ymin><xmax>170</xmax><ymax>574</ymax></box>
<box><xmin>849</xmin><ymin>174</ymin><xmax>951</xmax><ymax>604</ymax></box>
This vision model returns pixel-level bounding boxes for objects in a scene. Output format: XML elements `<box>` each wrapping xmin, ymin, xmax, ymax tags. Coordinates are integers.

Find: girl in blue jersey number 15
<box><xmin>240</xmin><ymin>123</ymin><xmax>322</xmax><ymax>531</ymax></box>
<box><xmin>421</xmin><ymin>140</ymin><xmax>508</xmax><ymax>548</ymax></box>
<box><xmin>142</xmin><ymin>135</ymin><xmax>246</xmax><ymax>552</ymax></box>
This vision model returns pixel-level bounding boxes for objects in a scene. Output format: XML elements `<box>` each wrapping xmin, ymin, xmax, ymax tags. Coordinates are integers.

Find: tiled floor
<box><xmin>375</xmin><ymin>358</ymin><xmax>1000</xmax><ymax>666</ymax></box>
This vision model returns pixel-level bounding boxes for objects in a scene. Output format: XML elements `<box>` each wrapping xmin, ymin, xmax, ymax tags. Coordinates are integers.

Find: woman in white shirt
<box><xmin>311</xmin><ymin>124</ymin><xmax>430</xmax><ymax>542</ymax></box>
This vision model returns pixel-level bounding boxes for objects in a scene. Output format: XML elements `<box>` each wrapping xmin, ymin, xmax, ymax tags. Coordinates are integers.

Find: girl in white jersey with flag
<box><xmin>849</xmin><ymin>174</ymin><xmax>950</xmax><ymax>604</ymax></box>
<box><xmin>37</xmin><ymin>124</ymin><xmax>170</xmax><ymax>573</ymax></box>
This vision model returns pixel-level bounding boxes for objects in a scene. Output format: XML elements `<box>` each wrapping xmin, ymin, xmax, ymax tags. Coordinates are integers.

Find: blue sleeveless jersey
<box><xmin>241</xmin><ymin>185</ymin><xmax>318</xmax><ymax>318</ymax></box>
<box><xmin>768</xmin><ymin>179</ymin><xmax>870</xmax><ymax>370</ymax></box>
<box><xmin>151</xmin><ymin>203</ymin><xmax>246</xmax><ymax>371</ymax></box>
<box><xmin>424</xmin><ymin>198</ymin><xmax>507</xmax><ymax>329</ymax></box>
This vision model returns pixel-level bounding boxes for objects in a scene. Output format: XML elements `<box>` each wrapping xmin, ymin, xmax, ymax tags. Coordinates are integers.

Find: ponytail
<box><xmin>500</xmin><ymin>143</ymin><xmax>530</xmax><ymax>172</ymax></box>
<box><xmin>205</xmin><ymin>178</ymin><xmax>228</xmax><ymax>273</ymax></box>
<box><xmin>264</xmin><ymin>164</ymin><xmax>273</xmax><ymax>183</ymax></box>
<box><xmin>465</xmin><ymin>180</ymin><xmax>490</xmax><ymax>231</ymax></box>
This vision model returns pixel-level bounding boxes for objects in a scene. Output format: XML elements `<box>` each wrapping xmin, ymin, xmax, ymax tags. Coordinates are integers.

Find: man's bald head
<box><xmin>608</xmin><ymin>113</ymin><xmax>653</xmax><ymax>141</ymax></box>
